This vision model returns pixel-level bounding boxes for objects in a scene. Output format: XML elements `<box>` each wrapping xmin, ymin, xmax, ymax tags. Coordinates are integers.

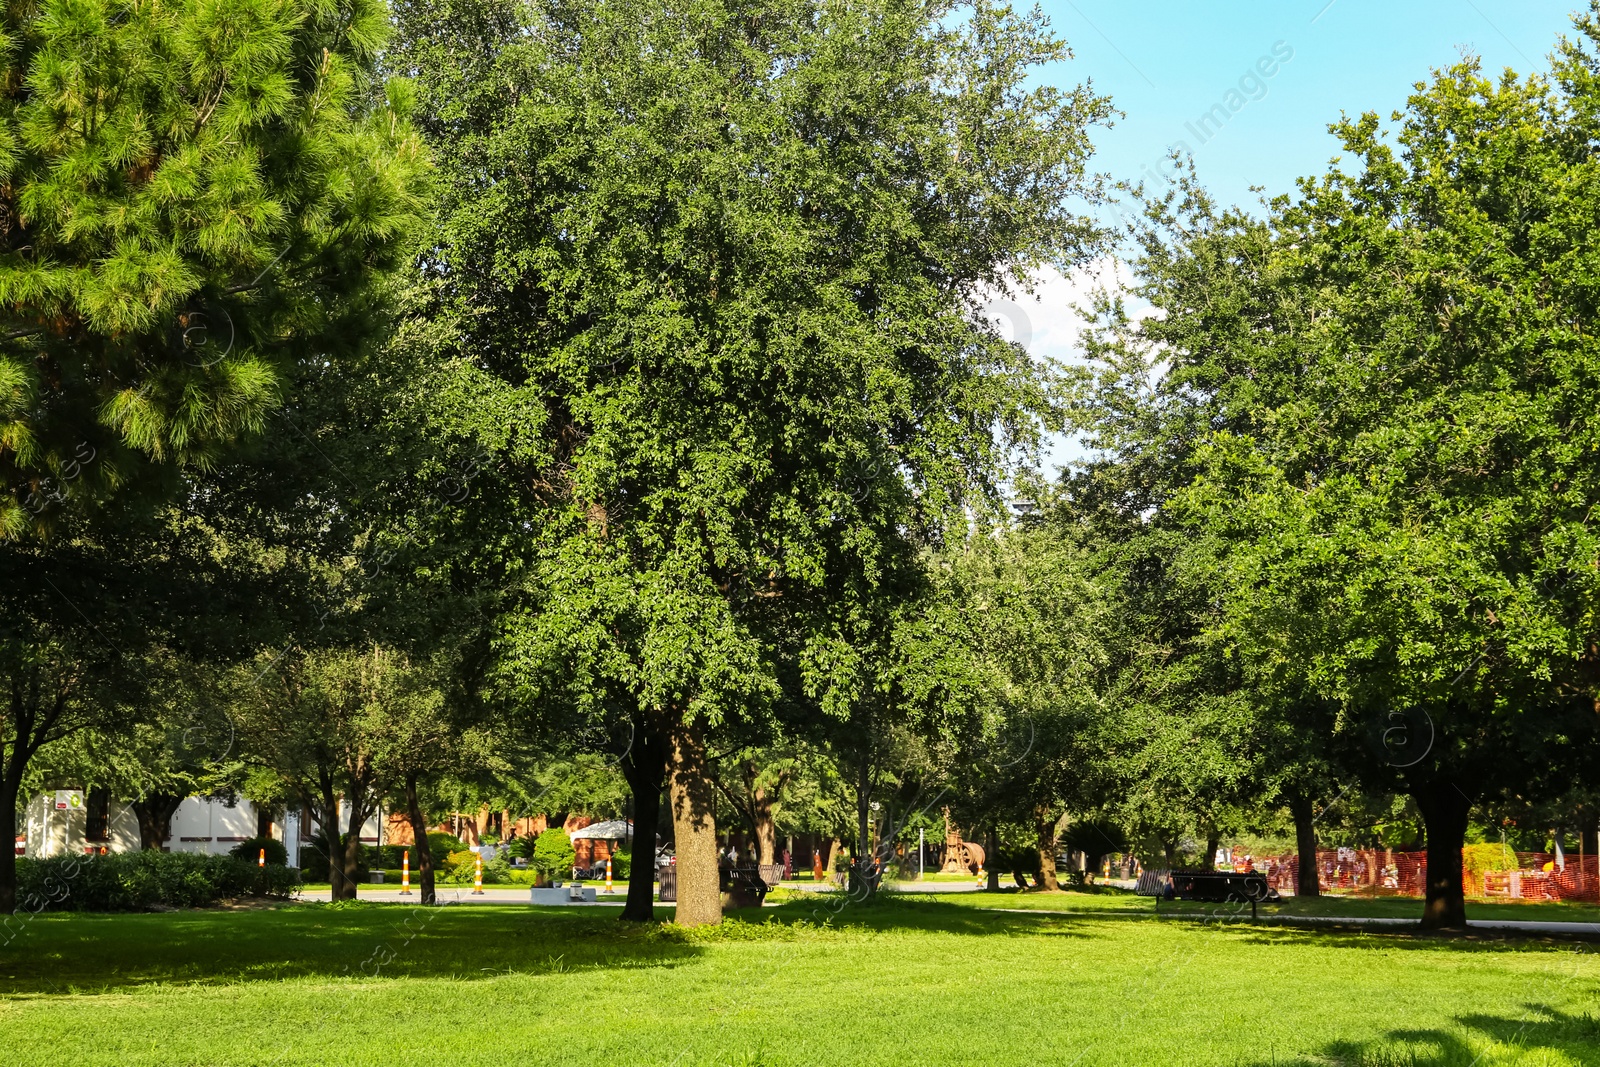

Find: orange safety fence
<box><xmin>1258</xmin><ymin>849</ymin><xmax>1600</xmax><ymax>902</ymax></box>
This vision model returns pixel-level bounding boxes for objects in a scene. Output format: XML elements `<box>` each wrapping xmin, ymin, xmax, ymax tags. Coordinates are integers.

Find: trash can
<box><xmin>657</xmin><ymin>864</ymin><xmax>676</xmax><ymax>902</ymax></box>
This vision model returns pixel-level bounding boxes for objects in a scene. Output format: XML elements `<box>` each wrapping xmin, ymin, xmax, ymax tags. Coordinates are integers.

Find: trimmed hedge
<box><xmin>15</xmin><ymin>852</ymin><xmax>302</xmax><ymax>912</ymax></box>
<box><xmin>228</xmin><ymin>836</ymin><xmax>289</xmax><ymax>866</ymax></box>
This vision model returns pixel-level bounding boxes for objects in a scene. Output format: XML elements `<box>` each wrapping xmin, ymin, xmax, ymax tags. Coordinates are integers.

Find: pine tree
<box><xmin>0</xmin><ymin>0</ymin><xmax>428</xmax><ymax>536</ymax></box>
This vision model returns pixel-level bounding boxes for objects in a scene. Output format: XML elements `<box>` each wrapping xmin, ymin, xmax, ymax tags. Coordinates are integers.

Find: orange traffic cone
<box><xmin>400</xmin><ymin>850</ymin><xmax>412</xmax><ymax>895</ymax></box>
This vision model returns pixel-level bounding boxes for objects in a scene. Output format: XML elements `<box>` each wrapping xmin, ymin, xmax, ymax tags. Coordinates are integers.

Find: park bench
<box><xmin>720</xmin><ymin>865</ymin><xmax>770</xmax><ymax>905</ymax></box>
<box><xmin>1136</xmin><ymin>868</ymin><xmax>1280</xmax><ymax>919</ymax></box>
<box><xmin>651</xmin><ymin>865</ymin><xmax>778</xmax><ymax>906</ymax></box>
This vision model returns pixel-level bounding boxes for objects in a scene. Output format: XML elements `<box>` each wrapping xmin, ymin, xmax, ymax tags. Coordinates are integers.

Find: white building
<box><xmin>18</xmin><ymin>793</ymin><xmax>385</xmax><ymax>868</ymax></box>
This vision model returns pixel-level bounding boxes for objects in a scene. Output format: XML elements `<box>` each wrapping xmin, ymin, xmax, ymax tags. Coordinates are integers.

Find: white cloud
<box><xmin>978</xmin><ymin>258</ymin><xmax>1148</xmax><ymax>475</ymax></box>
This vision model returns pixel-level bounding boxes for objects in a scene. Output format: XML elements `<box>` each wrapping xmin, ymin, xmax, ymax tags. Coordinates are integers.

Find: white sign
<box><xmin>54</xmin><ymin>790</ymin><xmax>83</xmax><ymax>812</ymax></box>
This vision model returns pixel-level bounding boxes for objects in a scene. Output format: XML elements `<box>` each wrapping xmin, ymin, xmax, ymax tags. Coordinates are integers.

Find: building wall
<box><xmin>19</xmin><ymin>791</ymin><xmax>622</xmax><ymax>868</ymax></box>
<box><xmin>167</xmin><ymin>797</ymin><xmax>259</xmax><ymax>854</ymax></box>
<box><xmin>23</xmin><ymin>794</ymin><xmax>280</xmax><ymax>859</ymax></box>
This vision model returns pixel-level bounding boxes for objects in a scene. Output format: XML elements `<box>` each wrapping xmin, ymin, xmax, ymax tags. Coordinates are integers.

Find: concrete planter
<box><xmin>529</xmin><ymin>885</ymin><xmax>597</xmax><ymax>905</ymax></box>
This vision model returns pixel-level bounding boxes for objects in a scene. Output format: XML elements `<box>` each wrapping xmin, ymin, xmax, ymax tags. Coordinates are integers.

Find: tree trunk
<box><xmin>404</xmin><ymin>771</ymin><xmax>436</xmax><ymax>906</ymax></box>
<box><xmin>667</xmin><ymin>716</ymin><xmax>720</xmax><ymax>926</ymax></box>
<box><xmin>340</xmin><ymin>822</ymin><xmax>364</xmax><ymax>900</ymax></box>
<box><xmin>1290</xmin><ymin>793</ymin><xmax>1321</xmax><ymax>897</ymax></box>
<box><xmin>985</xmin><ymin>827</ymin><xmax>1000</xmax><ymax>892</ymax></box>
<box><xmin>850</xmin><ymin>751</ymin><xmax>875</xmax><ymax>899</ymax></box>
<box><xmin>0</xmin><ymin>765</ymin><xmax>23</xmax><ymax>914</ymax></box>
<box><xmin>341</xmin><ymin>789</ymin><xmax>374</xmax><ymax>902</ymax></box>
<box><xmin>619</xmin><ymin>723</ymin><xmax>666</xmax><ymax>922</ymax></box>
<box><xmin>824</xmin><ymin>835</ymin><xmax>841</xmax><ymax>881</ymax></box>
<box><xmin>1035</xmin><ymin>805</ymin><xmax>1059</xmax><ymax>891</ymax></box>
<box><xmin>310</xmin><ymin>783</ymin><xmax>343</xmax><ymax>898</ymax></box>
<box><xmin>752</xmin><ymin>785</ymin><xmax>777</xmax><ymax>867</ymax></box>
<box><xmin>1414</xmin><ymin>778</ymin><xmax>1471</xmax><ymax>930</ymax></box>
<box><xmin>132</xmin><ymin>793</ymin><xmax>184</xmax><ymax>851</ymax></box>
<box><xmin>1203</xmin><ymin>828</ymin><xmax>1221</xmax><ymax>871</ymax></box>
<box><xmin>256</xmin><ymin>804</ymin><xmax>273</xmax><ymax>840</ymax></box>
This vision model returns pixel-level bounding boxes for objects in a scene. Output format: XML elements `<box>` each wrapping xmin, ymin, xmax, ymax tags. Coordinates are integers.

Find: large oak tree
<box><xmin>391</xmin><ymin>0</ymin><xmax>1110</xmax><ymax>924</ymax></box>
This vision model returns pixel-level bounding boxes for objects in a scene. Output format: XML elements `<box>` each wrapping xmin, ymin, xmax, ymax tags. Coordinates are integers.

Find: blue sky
<box><xmin>1008</xmin><ymin>1</ymin><xmax>1586</xmax><ymax>472</ymax></box>
<box><xmin>1039</xmin><ymin>0</ymin><xmax>1584</xmax><ymax>210</ymax></box>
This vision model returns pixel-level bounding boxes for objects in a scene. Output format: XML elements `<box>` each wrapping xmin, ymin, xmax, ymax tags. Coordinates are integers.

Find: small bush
<box><xmin>228</xmin><ymin>837</ymin><xmax>289</xmax><ymax>866</ymax></box>
<box><xmin>14</xmin><ymin>852</ymin><xmax>303</xmax><ymax>911</ymax></box>
<box><xmin>427</xmin><ymin>831</ymin><xmax>466</xmax><ymax>867</ymax></box>
<box><xmin>367</xmin><ymin>844</ymin><xmax>417</xmax><ymax>869</ymax></box>
<box><xmin>255</xmin><ymin>863</ymin><xmax>304</xmax><ymax>898</ymax></box>
<box><xmin>532</xmin><ymin>828</ymin><xmax>575</xmax><ymax>877</ymax></box>
<box><xmin>610</xmin><ymin>849</ymin><xmax>631</xmax><ymax>880</ymax></box>
<box><xmin>438</xmin><ymin>849</ymin><xmax>509</xmax><ymax>885</ymax></box>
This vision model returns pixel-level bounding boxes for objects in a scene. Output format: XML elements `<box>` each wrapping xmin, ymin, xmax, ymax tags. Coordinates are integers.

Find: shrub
<box><xmin>427</xmin><ymin>831</ymin><xmax>467</xmax><ymax>867</ymax></box>
<box><xmin>438</xmin><ymin>849</ymin><xmax>509</xmax><ymax>885</ymax></box>
<box><xmin>254</xmin><ymin>864</ymin><xmax>304</xmax><ymax>898</ymax></box>
<box><xmin>367</xmin><ymin>844</ymin><xmax>418</xmax><ymax>870</ymax></box>
<box><xmin>1462</xmin><ymin>842</ymin><xmax>1521</xmax><ymax>894</ymax></box>
<box><xmin>508</xmin><ymin>834</ymin><xmax>537</xmax><ymax>861</ymax></box>
<box><xmin>610</xmin><ymin>849</ymin><xmax>631</xmax><ymax>881</ymax></box>
<box><xmin>228</xmin><ymin>837</ymin><xmax>289</xmax><ymax>866</ymax></box>
<box><xmin>532</xmin><ymin>828</ymin><xmax>575</xmax><ymax>878</ymax></box>
<box><xmin>13</xmin><ymin>852</ymin><xmax>303</xmax><ymax>911</ymax></box>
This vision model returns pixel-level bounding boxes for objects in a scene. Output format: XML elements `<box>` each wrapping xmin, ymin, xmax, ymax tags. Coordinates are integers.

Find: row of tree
<box><xmin>10</xmin><ymin>0</ymin><xmax>1600</xmax><ymax>934</ymax></box>
<box><xmin>0</xmin><ymin>0</ymin><xmax>1114</xmax><ymax>924</ymax></box>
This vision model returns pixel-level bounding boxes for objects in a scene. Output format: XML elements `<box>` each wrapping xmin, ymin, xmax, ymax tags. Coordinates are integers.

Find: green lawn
<box><xmin>4</xmin><ymin>895</ymin><xmax>1599</xmax><ymax>1066</ymax></box>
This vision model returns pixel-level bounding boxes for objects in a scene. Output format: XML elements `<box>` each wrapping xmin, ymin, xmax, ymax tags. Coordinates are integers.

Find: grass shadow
<box><xmin>2</xmin><ymin>895</ymin><xmax>1094</xmax><ymax>997</ymax></box>
<box><xmin>747</xmin><ymin>893</ymin><xmax>1100</xmax><ymax>939</ymax></box>
<box><xmin>1221</xmin><ymin>919</ymin><xmax>1600</xmax><ymax>953</ymax></box>
<box><xmin>1232</xmin><ymin>1008</ymin><xmax>1600</xmax><ymax>1066</ymax></box>
<box><xmin>1</xmin><ymin>903</ymin><xmax>703</xmax><ymax>994</ymax></box>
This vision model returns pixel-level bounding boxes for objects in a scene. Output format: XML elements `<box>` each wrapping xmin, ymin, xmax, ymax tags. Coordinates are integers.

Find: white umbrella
<box><xmin>567</xmin><ymin>819</ymin><xmax>633</xmax><ymax>841</ymax></box>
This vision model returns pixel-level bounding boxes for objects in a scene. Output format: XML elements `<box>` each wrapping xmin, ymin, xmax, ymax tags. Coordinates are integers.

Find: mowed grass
<box><xmin>3</xmin><ymin>895</ymin><xmax>1599</xmax><ymax>1067</ymax></box>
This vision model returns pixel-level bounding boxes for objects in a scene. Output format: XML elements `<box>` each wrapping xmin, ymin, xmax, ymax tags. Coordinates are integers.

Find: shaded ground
<box><xmin>3</xmin><ymin>895</ymin><xmax>1598</xmax><ymax>1066</ymax></box>
<box><xmin>917</xmin><ymin>884</ymin><xmax>1600</xmax><ymax>925</ymax></box>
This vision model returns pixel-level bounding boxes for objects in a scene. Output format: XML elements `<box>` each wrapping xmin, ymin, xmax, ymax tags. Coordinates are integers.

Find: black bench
<box><xmin>1137</xmin><ymin>869</ymin><xmax>1280</xmax><ymax>919</ymax></box>
<box><xmin>719</xmin><ymin>865</ymin><xmax>770</xmax><ymax>905</ymax></box>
